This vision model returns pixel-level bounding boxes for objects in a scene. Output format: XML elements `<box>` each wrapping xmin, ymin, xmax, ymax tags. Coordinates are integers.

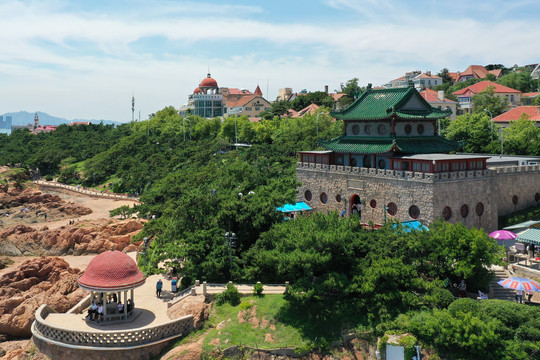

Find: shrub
<box><xmin>448</xmin><ymin>298</ymin><xmax>480</xmax><ymax>317</ymax></box>
<box><xmin>253</xmin><ymin>282</ymin><xmax>264</xmax><ymax>296</ymax></box>
<box><xmin>425</xmin><ymin>288</ymin><xmax>455</xmax><ymax>309</ymax></box>
<box><xmin>239</xmin><ymin>300</ymin><xmax>252</xmax><ymax>311</ymax></box>
<box><xmin>45</xmin><ymin>174</ymin><xmax>54</xmax><ymax>181</ymax></box>
<box><xmin>215</xmin><ymin>283</ymin><xmax>241</xmax><ymax>306</ymax></box>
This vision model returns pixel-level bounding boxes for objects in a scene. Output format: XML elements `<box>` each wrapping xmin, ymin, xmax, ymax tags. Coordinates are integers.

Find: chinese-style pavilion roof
<box><xmin>78</xmin><ymin>251</ymin><xmax>146</xmax><ymax>291</ymax></box>
<box><xmin>331</xmin><ymin>86</ymin><xmax>451</xmax><ymax>121</ymax></box>
<box><xmin>319</xmin><ymin>135</ymin><xmax>462</xmax><ymax>154</ymax></box>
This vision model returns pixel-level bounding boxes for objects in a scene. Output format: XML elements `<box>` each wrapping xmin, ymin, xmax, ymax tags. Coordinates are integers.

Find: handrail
<box><xmin>32</xmin><ymin>304</ymin><xmax>193</xmax><ymax>349</ymax></box>
<box><xmin>33</xmin><ymin>180</ymin><xmax>139</xmax><ymax>201</ymax></box>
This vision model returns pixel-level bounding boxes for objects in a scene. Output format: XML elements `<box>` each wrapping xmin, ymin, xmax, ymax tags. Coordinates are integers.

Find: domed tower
<box><xmin>191</xmin><ymin>73</ymin><xmax>224</xmax><ymax>118</ymax></box>
<box><xmin>199</xmin><ymin>73</ymin><xmax>219</xmax><ymax>95</ymax></box>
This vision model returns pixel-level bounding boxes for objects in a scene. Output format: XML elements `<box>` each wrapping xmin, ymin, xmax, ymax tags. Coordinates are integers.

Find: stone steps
<box><xmin>489</xmin><ymin>269</ymin><xmax>516</xmax><ymax>301</ymax></box>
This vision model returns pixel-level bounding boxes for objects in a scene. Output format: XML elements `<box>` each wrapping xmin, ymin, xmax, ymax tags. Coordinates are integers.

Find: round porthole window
<box><xmin>336</xmin><ymin>194</ymin><xmax>342</xmax><ymax>203</ymax></box>
<box><xmin>365</xmin><ymin>125</ymin><xmax>372</xmax><ymax>134</ymax></box>
<box><xmin>378</xmin><ymin>159</ymin><xmax>386</xmax><ymax>169</ymax></box>
<box><xmin>405</xmin><ymin>124</ymin><xmax>412</xmax><ymax>135</ymax></box>
<box><xmin>364</xmin><ymin>156</ymin><xmax>372</xmax><ymax>168</ymax></box>
<box><xmin>409</xmin><ymin>205</ymin><xmax>420</xmax><ymax>219</ymax></box>
<box><xmin>417</xmin><ymin>124</ymin><xmax>424</xmax><ymax>134</ymax></box>
<box><xmin>378</xmin><ymin>124</ymin><xmax>386</xmax><ymax>134</ymax></box>
<box><xmin>320</xmin><ymin>192</ymin><xmax>328</xmax><ymax>204</ymax></box>
<box><xmin>512</xmin><ymin>195</ymin><xmax>518</xmax><ymax>205</ymax></box>
<box><xmin>304</xmin><ymin>190</ymin><xmax>312</xmax><ymax>201</ymax></box>
<box><xmin>370</xmin><ymin>199</ymin><xmax>377</xmax><ymax>208</ymax></box>
<box><xmin>460</xmin><ymin>204</ymin><xmax>469</xmax><ymax>218</ymax></box>
<box><xmin>351</xmin><ymin>158</ymin><xmax>358</xmax><ymax>166</ymax></box>
<box><xmin>352</xmin><ymin>124</ymin><xmax>360</xmax><ymax>135</ymax></box>
<box><xmin>475</xmin><ymin>202</ymin><xmax>484</xmax><ymax>216</ymax></box>
<box><xmin>536</xmin><ymin>193</ymin><xmax>540</xmax><ymax>202</ymax></box>
<box><xmin>387</xmin><ymin>202</ymin><xmax>397</xmax><ymax>216</ymax></box>
<box><xmin>442</xmin><ymin>206</ymin><xmax>452</xmax><ymax>220</ymax></box>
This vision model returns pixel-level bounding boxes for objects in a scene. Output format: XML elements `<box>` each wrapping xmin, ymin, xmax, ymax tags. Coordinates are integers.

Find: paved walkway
<box><xmin>46</xmin><ymin>254</ymin><xmax>173</xmax><ymax>332</ymax></box>
<box><xmin>34</xmin><ymin>180</ymin><xmax>139</xmax><ymax>202</ymax></box>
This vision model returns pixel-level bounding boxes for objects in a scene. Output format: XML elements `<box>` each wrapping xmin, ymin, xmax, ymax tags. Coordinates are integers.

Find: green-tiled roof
<box><xmin>319</xmin><ymin>136</ymin><xmax>462</xmax><ymax>154</ymax></box>
<box><xmin>516</xmin><ymin>228</ymin><xmax>540</xmax><ymax>245</ymax></box>
<box><xmin>331</xmin><ymin>86</ymin><xmax>452</xmax><ymax>121</ymax></box>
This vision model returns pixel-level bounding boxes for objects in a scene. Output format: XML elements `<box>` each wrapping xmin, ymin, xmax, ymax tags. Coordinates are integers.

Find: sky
<box><xmin>1</xmin><ymin>0</ymin><xmax>539</xmax><ymax>122</ymax></box>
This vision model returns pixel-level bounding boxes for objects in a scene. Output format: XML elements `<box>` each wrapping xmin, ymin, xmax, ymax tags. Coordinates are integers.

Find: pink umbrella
<box><xmin>489</xmin><ymin>230</ymin><xmax>518</xmax><ymax>240</ymax></box>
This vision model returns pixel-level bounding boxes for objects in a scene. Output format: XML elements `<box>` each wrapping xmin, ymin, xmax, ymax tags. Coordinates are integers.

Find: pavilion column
<box><xmin>124</xmin><ymin>290</ymin><xmax>128</xmax><ymax>317</ymax></box>
<box><xmin>131</xmin><ymin>288</ymin><xmax>134</xmax><ymax>305</ymax></box>
<box><xmin>103</xmin><ymin>292</ymin><xmax>107</xmax><ymax>316</ymax></box>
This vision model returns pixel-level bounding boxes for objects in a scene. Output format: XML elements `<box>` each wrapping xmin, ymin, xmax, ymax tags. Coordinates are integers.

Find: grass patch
<box><xmin>202</xmin><ymin>295</ymin><xmax>309</xmax><ymax>353</ymax></box>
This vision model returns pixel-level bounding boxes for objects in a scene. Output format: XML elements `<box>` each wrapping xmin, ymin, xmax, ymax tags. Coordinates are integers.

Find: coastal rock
<box><xmin>0</xmin><ymin>257</ymin><xmax>85</xmax><ymax>338</ymax></box>
<box><xmin>0</xmin><ymin>219</ymin><xmax>143</xmax><ymax>256</ymax></box>
<box><xmin>167</xmin><ymin>294</ymin><xmax>209</xmax><ymax>329</ymax></box>
<box><xmin>0</xmin><ymin>184</ymin><xmax>91</xmax><ymax>221</ymax></box>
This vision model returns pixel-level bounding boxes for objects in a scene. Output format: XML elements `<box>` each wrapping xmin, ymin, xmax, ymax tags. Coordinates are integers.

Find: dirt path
<box><xmin>0</xmin><ymin>188</ymin><xmax>140</xmax><ymax>276</ymax></box>
<box><xmin>30</xmin><ymin>186</ymin><xmax>138</xmax><ymax>230</ymax></box>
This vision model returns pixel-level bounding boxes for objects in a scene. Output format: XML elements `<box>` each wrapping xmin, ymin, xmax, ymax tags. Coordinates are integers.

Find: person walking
<box><xmin>156</xmin><ymin>279</ymin><xmax>163</xmax><ymax>298</ymax></box>
<box><xmin>458</xmin><ymin>279</ymin><xmax>467</xmax><ymax>298</ymax></box>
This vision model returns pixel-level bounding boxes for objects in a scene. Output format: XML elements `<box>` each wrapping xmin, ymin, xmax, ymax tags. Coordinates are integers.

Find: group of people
<box><xmin>515</xmin><ymin>290</ymin><xmax>534</xmax><ymax>304</ymax></box>
<box><xmin>87</xmin><ymin>297</ymin><xmax>134</xmax><ymax>323</ymax></box>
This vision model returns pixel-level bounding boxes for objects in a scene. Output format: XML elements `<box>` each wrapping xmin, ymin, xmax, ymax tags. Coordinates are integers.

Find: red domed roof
<box><xmin>193</xmin><ymin>87</ymin><xmax>201</xmax><ymax>94</ymax></box>
<box><xmin>78</xmin><ymin>251</ymin><xmax>146</xmax><ymax>291</ymax></box>
<box><xmin>200</xmin><ymin>73</ymin><xmax>218</xmax><ymax>88</ymax></box>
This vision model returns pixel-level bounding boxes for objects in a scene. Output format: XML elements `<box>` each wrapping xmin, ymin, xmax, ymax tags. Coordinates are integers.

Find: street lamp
<box><xmin>483</xmin><ymin>109</ymin><xmax>493</xmax><ymax>141</ymax></box>
<box><xmin>224</xmin><ymin>232</ymin><xmax>237</xmax><ymax>278</ymax></box>
<box><xmin>316</xmin><ymin>112</ymin><xmax>323</xmax><ymax>138</ymax></box>
<box><xmin>182</xmin><ymin>117</ymin><xmax>191</xmax><ymax>141</ymax></box>
<box><xmin>500</xmin><ymin>126</ymin><xmax>504</xmax><ymax>156</ymax></box>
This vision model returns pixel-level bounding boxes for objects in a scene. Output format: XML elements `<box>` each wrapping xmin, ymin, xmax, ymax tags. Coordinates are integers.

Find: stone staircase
<box><xmin>489</xmin><ymin>268</ymin><xmax>516</xmax><ymax>301</ymax></box>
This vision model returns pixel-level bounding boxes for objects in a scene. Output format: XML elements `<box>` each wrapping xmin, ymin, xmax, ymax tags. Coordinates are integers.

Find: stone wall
<box><xmin>297</xmin><ymin>162</ymin><xmax>540</xmax><ymax>232</ymax></box>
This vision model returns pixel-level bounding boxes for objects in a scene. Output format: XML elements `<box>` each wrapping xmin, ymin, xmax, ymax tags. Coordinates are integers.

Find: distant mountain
<box><xmin>1</xmin><ymin>111</ymin><xmax>121</xmax><ymax>127</ymax></box>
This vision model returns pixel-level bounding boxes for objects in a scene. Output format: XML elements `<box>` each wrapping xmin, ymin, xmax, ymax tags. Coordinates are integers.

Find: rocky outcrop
<box><xmin>167</xmin><ymin>295</ymin><xmax>210</xmax><ymax>330</ymax></box>
<box><xmin>0</xmin><ymin>185</ymin><xmax>92</xmax><ymax>221</ymax></box>
<box><xmin>0</xmin><ymin>219</ymin><xmax>143</xmax><ymax>256</ymax></box>
<box><xmin>0</xmin><ymin>257</ymin><xmax>85</xmax><ymax>338</ymax></box>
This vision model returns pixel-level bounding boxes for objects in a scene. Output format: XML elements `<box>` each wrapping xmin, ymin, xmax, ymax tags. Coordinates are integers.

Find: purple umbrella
<box><xmin>489</xmin><ymin>230</ymin><xmax>518</xmax><ymax>240</ymax></box>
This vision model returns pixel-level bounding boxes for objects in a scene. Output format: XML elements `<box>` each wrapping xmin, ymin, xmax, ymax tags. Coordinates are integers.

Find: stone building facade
<box><xmin>296</xmin><ymin>162</ymin><xmax>540</xmax><ymax>232</ymax></box>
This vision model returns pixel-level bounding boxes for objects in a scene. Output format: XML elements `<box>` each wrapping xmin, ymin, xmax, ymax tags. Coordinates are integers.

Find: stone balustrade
<box><xmin>32</xmin><ymin>304</ymin><xmax>193</xmax><ymax>349</ymax></box>
<box><xmin>34</xmin><ymin>180</ymin><xmax>138</xmax><ymax>201</ymax></box>
<box><xmin>295</xmin><ymin>162</ymin><xmax>540</xmax><ymax>183</ymax></box>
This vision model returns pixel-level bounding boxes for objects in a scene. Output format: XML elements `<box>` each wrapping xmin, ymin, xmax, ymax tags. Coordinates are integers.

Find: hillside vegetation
<box><xmin>1</xmin><ymin>107</ymin><xmax>539</xmax><ymax>359</ymax></box>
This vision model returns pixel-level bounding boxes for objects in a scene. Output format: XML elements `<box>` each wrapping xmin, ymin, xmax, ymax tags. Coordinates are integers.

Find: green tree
<box><xmin>497</xmin><ymin>69</ymin><xmax>534</xmax><ymax>93</ymax></box>
<box><xmin>471</xmin><ymin>86</ymin><xmax>508</xmax><ymax>116</ymax></box>
<box><xmin>337</xmin><ymin>78</ymin><xmax>363</xmax><ymax>108</ymax></box>
<box><xmin>444</xmin><ymin>113</ymin><xmax>498</xmax><ymax>153</ymax></box>
<box><xmin>437</xmin><ymin>68</ymin><xmax>454</xmax><ymax>84</ymax></box>
<box><xmin>502</xmin><ymin>115</ymin><xmax>540</xmax><ymax>155</ymax></box>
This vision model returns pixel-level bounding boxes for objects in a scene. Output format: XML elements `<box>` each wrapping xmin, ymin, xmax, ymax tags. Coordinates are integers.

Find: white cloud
<box><xmin>1</xmin><ymin>0</ymin><xmax>539</xmax><ymax>121</ymax></box>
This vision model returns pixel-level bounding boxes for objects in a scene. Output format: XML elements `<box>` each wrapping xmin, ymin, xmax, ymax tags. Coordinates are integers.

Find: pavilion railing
<box><xmin>32</xmin><ymin>304</ymin><xmax>193</xmax><ymax>349</ymax></box>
